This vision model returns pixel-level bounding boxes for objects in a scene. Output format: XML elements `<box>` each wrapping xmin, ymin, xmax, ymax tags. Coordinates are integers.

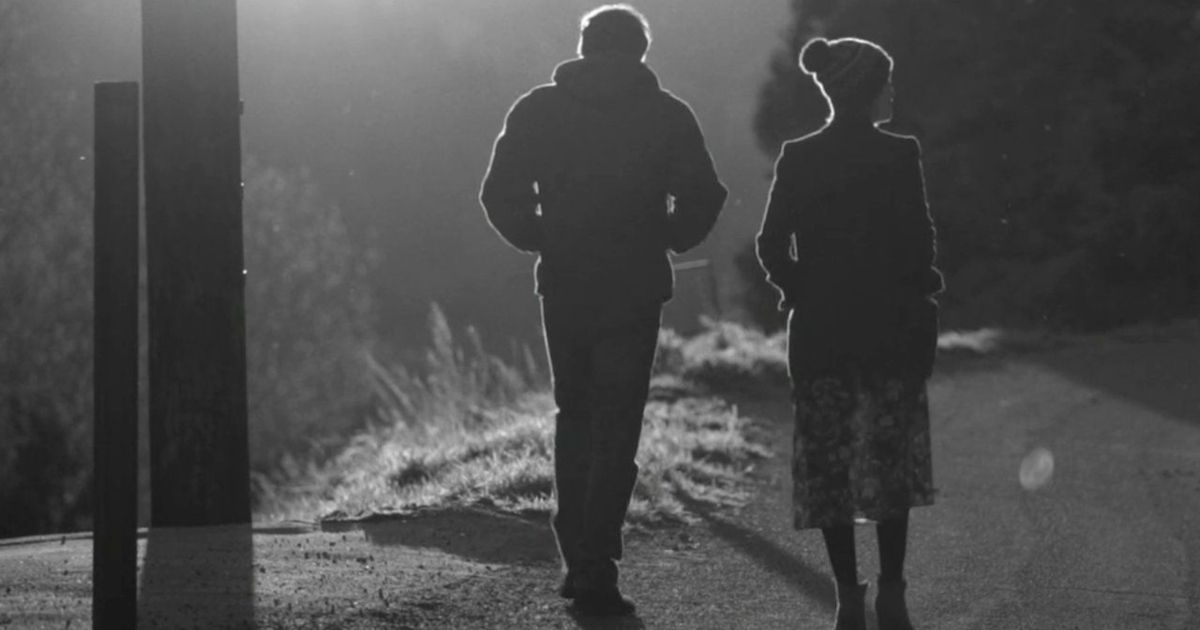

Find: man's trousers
<box><xmin>541</xmin><ymin>298</ymin><xmax>660</xmax><ymax>587</ymax></box>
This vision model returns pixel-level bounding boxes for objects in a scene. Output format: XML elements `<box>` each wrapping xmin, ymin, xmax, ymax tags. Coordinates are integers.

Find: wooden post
<box><xmin>93</xmin><ymin>81</ymin><xmax>141</xmax><ymax>630</ymax></box>
<box><xmin>142</xmin><ymin>0</ymin><xmax>250</xmax><ymax>526</ymax></box>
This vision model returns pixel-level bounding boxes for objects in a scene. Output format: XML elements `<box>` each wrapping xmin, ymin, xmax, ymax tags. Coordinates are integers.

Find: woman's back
<box><xmin>759</xmin><ymin>116</ymin><xmax>940</xmax><ymax>377</ymax></box>
<box><xmin>784</xmin><ymin>121</ymin><xmax>919</xmax><ymax>306</ymax></box>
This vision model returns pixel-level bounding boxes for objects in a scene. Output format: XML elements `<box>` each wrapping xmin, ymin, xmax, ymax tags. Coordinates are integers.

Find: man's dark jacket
<box><xmin>756</xmin><ymin>118</ymin><xmax>944</xmax><ymax>379</ymax></box>
<box><xmin>480</xmin><ymin>54</ymin><xmax>727</xmax><ymax>319</ymax></box>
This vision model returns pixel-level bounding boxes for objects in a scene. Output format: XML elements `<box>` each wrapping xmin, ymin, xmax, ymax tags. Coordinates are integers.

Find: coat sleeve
<box><xmin>479</xmin><ymin>94</ymin><xmax>543</xmax><ymax>254</ymax></box>
<box><xmin>664</xmin><ymin>103</ymin><xmax>728</xmax><ymax>253</ymax></box>
<box><xmin>895</xmin><ymin>138</ymin><xmax>944</xmax><ymax>297</ymax></box>
<box><xmin>755</xmin><ymin>144</ymin><xmax>801</xmax><ymax>310</ymax></box>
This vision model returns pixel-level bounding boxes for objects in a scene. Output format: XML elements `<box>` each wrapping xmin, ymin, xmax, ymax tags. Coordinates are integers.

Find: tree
<box><xmin>0</xmin><ymin>1</ymin><xmax>97</xmax><ymax>536</ymax></box>
<box><xmin>242</xmin><ymin>159</ymin><xmax>378</xmax><ymax>482</ymax></box>
<box><xmin>752</xmin><ymin>0</ymin><xmax>842</xmax><ymax>157</ymax></box>
<box><xmin>744</xmin><ymin>0</ymin><xmax>1200</xmax><ymax>331</ymax></box>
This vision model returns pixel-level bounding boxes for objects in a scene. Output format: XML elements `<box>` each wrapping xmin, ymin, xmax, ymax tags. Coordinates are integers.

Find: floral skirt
<box><xmin>791</xmin><ymin>372</ymin><xmax>935</xmax><ymax>530</ymax></box>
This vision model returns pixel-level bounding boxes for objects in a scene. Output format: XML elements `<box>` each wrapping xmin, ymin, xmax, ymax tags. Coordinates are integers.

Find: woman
<box><xmin>756</xmin><ymin>37</ymin><xmax>943</xmax><ymax>630</ymax></box>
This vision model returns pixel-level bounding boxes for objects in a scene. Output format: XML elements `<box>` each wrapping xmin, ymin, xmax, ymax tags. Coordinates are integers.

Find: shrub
<box><xmin>659</xmin><ymin>318</ymin><xmax>789</xmax><ymax>394</ymax></box>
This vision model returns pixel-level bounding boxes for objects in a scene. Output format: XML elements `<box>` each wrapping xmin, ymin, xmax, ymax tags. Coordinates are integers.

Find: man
<box><xmin>480</xmin><ymin>3</ymin><xmax>727</xmax><ymax>617</ymax></box>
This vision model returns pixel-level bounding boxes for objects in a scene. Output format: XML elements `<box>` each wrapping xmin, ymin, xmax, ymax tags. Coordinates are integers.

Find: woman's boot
<box><xmin>875</xmin><ymin>576</ymin><xmax>915</xmax><ymax>630</ymax></box>
<box><xmin>833</xmin><ymin>580</ymin><xmax>868</xmax><ymax>630</ymax></box>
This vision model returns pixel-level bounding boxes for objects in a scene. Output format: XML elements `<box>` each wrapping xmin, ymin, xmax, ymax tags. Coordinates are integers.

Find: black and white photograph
<box><xmin>1</xmin><ymin>1</ymin><xmax>1198</xmax><ymax>628</ymax></box>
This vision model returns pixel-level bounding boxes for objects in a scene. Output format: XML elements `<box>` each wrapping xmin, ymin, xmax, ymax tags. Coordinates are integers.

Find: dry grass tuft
<box><xmin>255</xmin><ymin>309</ymin><xmax>773</xmax><ymax>525</ymax></box>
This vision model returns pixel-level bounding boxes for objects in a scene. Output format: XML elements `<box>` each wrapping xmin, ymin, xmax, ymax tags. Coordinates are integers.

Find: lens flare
<box><xmin>1019</xmin><ymin>447</ymin><xmax>1054</xmax><ymax>490</ymax></box>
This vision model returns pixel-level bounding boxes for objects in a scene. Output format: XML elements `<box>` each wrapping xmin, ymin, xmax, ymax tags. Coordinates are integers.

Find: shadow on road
<box><xmin>566</xmin><ymin>608</ymin><xmax>648</xmax><ymax>629</ymax></box>
<box><xmin>326</xmin><ymin>506</ymin><xmax>561</xmax><ymax>566</ymax></box>
<box><xmin>675</xmin><ymin>491</ymin><xmax>835</xmax><ymax>612</ymax></box>
<box><xmin>138</xmin><ymin>523</ymin><xmax>255</xmax><ymax>629</ymax></box>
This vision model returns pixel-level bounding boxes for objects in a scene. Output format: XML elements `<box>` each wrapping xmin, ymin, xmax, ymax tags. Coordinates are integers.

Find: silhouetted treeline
<box><xmin>742</xmin><ymin>0</ymin><xmax>1200</xmax><ymax>331</ymax></box>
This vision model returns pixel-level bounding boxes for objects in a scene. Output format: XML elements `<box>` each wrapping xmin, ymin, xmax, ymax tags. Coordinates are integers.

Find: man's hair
<box><xmin>578</xmin><ymin>4</ymin><xmax>651</xmax><ymax>60</ymax></box>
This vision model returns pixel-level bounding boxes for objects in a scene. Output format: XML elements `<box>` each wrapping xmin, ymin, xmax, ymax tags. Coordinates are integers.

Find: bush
<box><xmin>657</xmin><ymin>318</ymin><xmax>789</xmax><ymax>395</ymax></box>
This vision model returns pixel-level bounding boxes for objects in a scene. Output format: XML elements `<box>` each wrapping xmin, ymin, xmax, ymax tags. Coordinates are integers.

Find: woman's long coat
<box><xmin>756</xmin><ymin>118</ymin><xmax>944</xmax><ymax>380</ymax></box>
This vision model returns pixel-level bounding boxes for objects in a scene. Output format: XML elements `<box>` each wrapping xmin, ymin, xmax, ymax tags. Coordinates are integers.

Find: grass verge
<box><xmin>254</xmin><ymin>310</ymin><xmax>773</xmax><ymax>526</ymax></box>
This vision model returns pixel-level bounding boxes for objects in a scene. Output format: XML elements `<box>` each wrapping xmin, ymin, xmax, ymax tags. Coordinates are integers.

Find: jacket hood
<box><xmin>552</xmin><ymin>54</ymin><xmax>660</xmax><ymax>107</ymax></box>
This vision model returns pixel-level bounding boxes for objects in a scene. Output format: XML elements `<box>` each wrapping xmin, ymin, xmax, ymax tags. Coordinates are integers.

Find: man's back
<box><xmin>480</xmin><ymin>52</ymin><xmax>726</xmax><ymax>315</ymax></box>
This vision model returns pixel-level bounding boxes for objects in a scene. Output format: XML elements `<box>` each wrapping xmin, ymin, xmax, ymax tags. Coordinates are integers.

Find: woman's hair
<box><xmin>799</xmin><ymin>37</ymin><xmax>893</xmax><ymax>119</ymax></box>
<box><xmin>578</xmin><ymin>4</ymin><xmax>652</xmax><ymax>60</ymax></box>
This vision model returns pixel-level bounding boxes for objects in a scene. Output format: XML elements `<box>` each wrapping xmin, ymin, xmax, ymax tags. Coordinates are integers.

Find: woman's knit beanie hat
<box><xmin>800</xmin><ymin>37</ymin><xmax>893</xmax><ymax>108</ymax></box>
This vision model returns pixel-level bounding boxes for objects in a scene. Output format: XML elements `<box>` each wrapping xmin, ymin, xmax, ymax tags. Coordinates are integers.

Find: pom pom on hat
<box><xmin>799</xmin><ymin>38</ymin><xmax>832</xmax><ymax>75</ymax></box>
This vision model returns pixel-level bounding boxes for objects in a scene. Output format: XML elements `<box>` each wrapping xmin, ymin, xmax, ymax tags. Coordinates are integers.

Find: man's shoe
<box><xmin>570</xmin><ymin>586</ymin><xmax>636</xmax><ymax>617</ymax></box>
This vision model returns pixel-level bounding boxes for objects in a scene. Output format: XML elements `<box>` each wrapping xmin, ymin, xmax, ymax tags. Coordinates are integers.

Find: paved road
<box><xmin>2</xmin><ymin>334</ymin><xmax>1197</xmax><ymax>629</ymax></box>
<box><xmin>914</xmin><ymin>339</ymin><xmax>1200</xmax><ymax>630</ymax></box>
<box><xmin>605</xmin><ymin>335</ymin><xmax>1200</xmax><ymax>630</ymax></box>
